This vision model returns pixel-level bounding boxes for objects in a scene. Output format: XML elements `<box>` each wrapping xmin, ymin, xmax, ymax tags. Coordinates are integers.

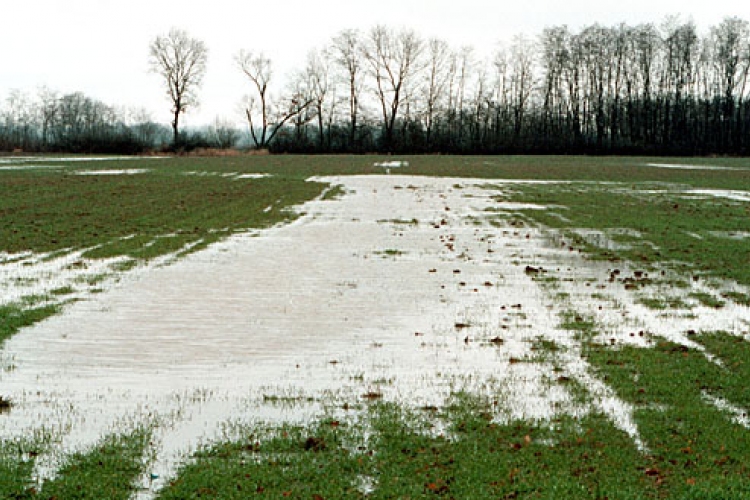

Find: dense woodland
<box><xmin>4</xmin><ymin>16</ymin><xmax>750</xmax><ymax>155</ymax></box>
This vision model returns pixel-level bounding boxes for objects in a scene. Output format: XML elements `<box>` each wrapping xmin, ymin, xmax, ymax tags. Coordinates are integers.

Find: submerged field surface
<box><xmin>2</xmin><ymin>155</ymin><xmax>750</xmax><ymax>498</ymax></box>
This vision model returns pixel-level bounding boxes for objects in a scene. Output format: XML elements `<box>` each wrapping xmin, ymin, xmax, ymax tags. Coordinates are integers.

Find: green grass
<box><xmin>637</xmin><ymin>296</ymin><xmax>691</xmax><ymax>310</ymax></box>
<box><xmin>0</xmin><ymin>163</ymin><xmax>327</xmax><ymax>256</ymax></box>
<box><xmin>5</xmin><ymin>154</ymin><xmax>750</xmax><ymax>497</ymax></box>
<box><xmin>0</xmin><ymin>438</ymin><xmax>41</xmax><ymax>499</ymax></box>
<box><xmin>0</xmin><ymin>430</ymin><xmax>149</xmax><ymax>500</ymax></box>
<box><xmin>158</xmin><ymin>398</ymin><xmax>655</xmax><ymax>499</ymax></box>
<box><xmin>39</xmin><ymin>430</ymin><xmax>150</xmax><ymax>500</ymax></box>
<box><xmin>505</xmin><ymin>181</ymin><xmax>750</xmax><ymax>286</ymax></box>
<box><xmin>0</xmin><ymin>304</ymin><xmax>60</xmax><ymax>344</ymax></box>
<box><xmin>587</xmin><ymin>337</ymin><xmax>750</xmax><ymax>498</ymax></box>
<box><xmin>0</xmin><ymin>157</ymin><xmax>332</xmax><ymax>345</ymax></box>
<box><xmin>373</xmin><ymin>249</ymin><xmax>406</xmax><ymax>257</ymax></box>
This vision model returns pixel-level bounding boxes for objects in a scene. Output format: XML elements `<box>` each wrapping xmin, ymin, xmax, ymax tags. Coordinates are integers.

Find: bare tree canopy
<box><xmin>7</xmin><ymin>16</ymin><xmax>750</xmax><ymax>155</ymax></box>
<box><xmin>149</xmin><ymin>28</ymin><xmax>208</xmax><ymax>147</ymax></box>
<box><xmin>362</xmin><ymin>26</ymin><xmax>424</xmax><ymax>151</ymax></box>
<box><xmin>236</xmin><ymin>50</ymin><xmax>313</xmax><ymax>149</ymax></box>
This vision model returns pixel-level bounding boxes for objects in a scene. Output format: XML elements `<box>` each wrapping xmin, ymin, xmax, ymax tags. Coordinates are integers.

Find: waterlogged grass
<box><xmin>0</xmin><ymin>303</ymin><xmax>60</xmax><ymax>344</ymax></box>
<box><xmin>0</xmin><ymin>157</ymin><xmax>331</xmax><ymax>344</ymax></box>
<box><xmin>0</xmin><ymin>429</ymin><xmax>149</xmax><ymax>500</ymax></box>
<box><xmin>688</xmin><ymin>292</ymin><xmax>726</xmax><ymax>309</ymax></box>
<box><xmin>637</xmin><ymin>296</ymin><xmax>691</xmax><ymax>310</ymax></box>
<box><xmin>159</xmin><ymin>398</ymin><xmax>655</xmax><ymax>499</ymax></box>
<box><xmin>158</xmin><ymin>419</ymin><xmax>364</xmax><ymax>499</ymax></box>
<box><xmin>587</xmin><ymin>336</ymin><xmax>750</xmax><ymax>498</ymax></box>
<box><xmin>39</xmin><ymin>430</ymin><xmax>150</xmax><ymax>500</ymax></box>
<box><xmin>0</xmin><ymin>439</ymin><xmax>40</xmax><ymax>499</ymax></box>
<box><xmin>506</xmin><ymin>181</ymin><xmax>750</xmax><ymax>286</ymax></box>
<box><xmin>0</xmin><ymin>164</ymin><xmax>327</xmax><ymax>256</ymax></box>
<box><xmin>5</xmin><ymin>154</ymin><xmax>750</xmax><ymax>497</ymax></box>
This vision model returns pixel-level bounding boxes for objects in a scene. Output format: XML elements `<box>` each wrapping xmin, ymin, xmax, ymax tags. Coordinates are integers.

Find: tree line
<box><xmin>5</xmin><ymin>16</ymin><xmax>750</xmax><ymax>155</ymax></box>
<box><xmin>0</xmin><ymin>88</ymin><xmax>167</xmax><ymax>153</ymax></box>
<box><xmin>0</xmin><ymin>87</ymin><xmax>241</xmax><ymax>154</ymax></box>
<box><xmin>258</xmin><ymin>16</ymin><xmax>750</xmax><ymax>155</ymax></box>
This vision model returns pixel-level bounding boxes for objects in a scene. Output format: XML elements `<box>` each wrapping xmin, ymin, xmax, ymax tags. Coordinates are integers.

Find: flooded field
<box><xmin>2</xmin><ymin>162</ymin><xmax>750</xmax><ymax>497</ymax></box>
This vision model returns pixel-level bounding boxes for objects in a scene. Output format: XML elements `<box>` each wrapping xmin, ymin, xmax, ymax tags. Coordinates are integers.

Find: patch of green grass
<box><xmin>721</xmin><ymin>291</ymin><xmax>750</xmax><ymax>307</ymax></box>
<box><xmin>377</xmin><ymin>218</ymin><xmax>419</xmax><ymax>226</ymax></box>
<box><xmin>688</xmin><ymin>292</ymin><xmax>726</xmax><ymax>309</ymax></box>
<box><xmin>0</xmin><ymin>438</ymin><xmax>40</xmax><ymax>499</ymax></box>
<box><xmin>158</xmin><ymin>419</ymin><xmax>364</xmax><ymax>499</ymax></box>
<box><xmin>637</xmin><ymin>296</ymin><xmax>691</xmax><ymax>310</ymax></box>
<box><xmin>559</xmin><ymin>310</ymin><xmax>597</xmax><ymax>341</ymax></box>
<box><xmin>0</xmin><ymin>162</ymin><xmax>327</xmax><ymax>257</ymax></box>
<box><xmin>695</xmin><ymin>332</ymin><xmax>750</xmax><ymax>409</ymax></box>
<box><xmin>0</xmin><ymin>429</ymin><xmax>148</xmax><ymax>500</ymax></box>
<box><xmin>160</xmin><ymin>397</ymin><xmax>652</xmax><ymax>499</ymax></box>
<box><xmin>373</xmin><ymin>249</ymin><xmax>405</xmax><ymax>257</ymax></box>
<box><xmin>39</xmin><ymin>429</ymin><xmax>150</xmax><ymax>500</ymax></box>
<box><xmin>507</xmin><ymin>181</ymin><xmax>750</xmax><ymax>286</ymax></box>
<box><xmin>50</xmin><ymin>285</ymin><xmax>75</xmax><ymax>296</ymax></box>
<box><xmin>588</xmin><ymin>338</ymin><xmax>750</xmax><ymax>498</ymax></box>
<box><xmin>320</xmin><ymin>184</ymin><xmax>347</xmax><ymax>201</ymax></box>
<box><xmin>0</xmin><ymin>304</ymin><xmax>60</xmax><ymax>344</ymax></box>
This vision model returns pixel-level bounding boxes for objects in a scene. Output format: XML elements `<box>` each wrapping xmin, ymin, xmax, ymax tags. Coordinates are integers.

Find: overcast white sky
<box><xmin>2</xmin><ymin>0</ymin><xmax>749</xmax><ymax>128</ymax></box>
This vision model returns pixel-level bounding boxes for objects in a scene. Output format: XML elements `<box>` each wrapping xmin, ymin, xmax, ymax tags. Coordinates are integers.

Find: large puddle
<box><xmin>2</xmin><ymin>174</ymin><xmax>750</xmax><ymax>496</ymax></box>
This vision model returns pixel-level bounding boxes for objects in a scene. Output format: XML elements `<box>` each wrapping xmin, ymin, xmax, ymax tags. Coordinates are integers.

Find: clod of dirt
<box><xmin>524</xmin><ymin>265</ymin><xmax>546</xmax><ymax>275</ymax></box>
<box><xmin>303</xmin><ymin>436</ymin><xmax>326</xmax><ymax>452</ymax></box>
<box><xmin>0</xmin><ymin>396</ymin><xmax>11</xmax><ymax>413</ymax></box>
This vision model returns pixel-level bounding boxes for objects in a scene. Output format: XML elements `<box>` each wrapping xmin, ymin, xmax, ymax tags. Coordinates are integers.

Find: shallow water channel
<box><xmin>2</xmin><ymin>174</ymin><xmax>749</xmax><ymax>496</ymax></box>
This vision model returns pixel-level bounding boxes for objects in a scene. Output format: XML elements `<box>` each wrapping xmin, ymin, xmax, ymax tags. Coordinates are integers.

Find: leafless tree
<box><xmin>447</xmin><ymin>46</ymin><xmax>475</xmax><ymax>145</ymax></box>
<box><xmin>422</xmin><ymin>38</ymin><xmax>451</xmax><ymax>145</ymax></box>
<box><xmin>303</xmin><ymin>48</ymin><xmax>334</xmax><ymax>148</ymax></box>
<box><xmin>709</xmin><ymin>16</ymin><xmax>750</xmax><ymax>143</ymax></box>
<box><xmin>539</xmin><ymin>26</ymin><xmax>571</xmax><ymax>144</ymax></box>
<box><xmin>331</xmin><ymin>29</ymin><xmax>363</xmax><ymax>148</ymax></box>
<box><xmin>210</xmin><ymin>117</ymin><xmax>240</xmax><ymax>149</ymax></box>
<box><xmin>37</xmin><ymin>86</ymin><xmax>58</xmax><ymax>149</ymax></box>
<box><xmin>149</xmin><ymin>28</ymin><xmax>208</xmax><ymax>147</ymax></box>
<box><xmin>236</xmin><ymin>50</ymin><xmax>313</xmax><ymax>149</ymax></box>
<box><xmin>362</xmin><ymin>25</ymin><xmax>424</xmax><ymax>150</ymax></box>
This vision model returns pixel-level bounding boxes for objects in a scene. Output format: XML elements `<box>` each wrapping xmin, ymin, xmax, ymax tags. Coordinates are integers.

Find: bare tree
<box><xmin>210</xmin><ymin>117</ymin><xmax>240</xmax><ymax>149</ymax></box>
<box><xmin>303</xmin><ymin>48</ymin><xmax>334</xmax><ymax>149</ymax></box>
<box><xmin>507</xmin><ymin>35</ymin><xmax>537</xmax><ymax>144</ymax></box>
<box><xmin>149</xmin><ymin>28</ymin><xmax>208</xmax><ymax>147</ymax></box>
<box><xmin>447</xmin><ymin>46</ymin><xmax>475</xmax><ymax>147</ymax></box>
<box><xmin>37</xmin><ymin>86</ymin><xmax>58</xmax><ymax>149</ymax></box>
<box><xmin>539</xmin><ymin>26</ymin><xmax>572</xmax><ymax>146</ymax></box>
<box><xmin>422</xmin><ymin>38</ymin><xmax>451</xmax><ymax>146</ymax></box>
<box><xmin>362</xmin><ymin>25</ymin><xmax>424</xmax><ymax>150</ymax></box>
<box><xmin>331</xmin><ymin>29</ymin><xmax>363</xmax><ymax>148</ymax></box>
<box><xmin>236</xmin><ymin>50</ymin><xmax>313</xmax><ymax>149</ymax></box>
